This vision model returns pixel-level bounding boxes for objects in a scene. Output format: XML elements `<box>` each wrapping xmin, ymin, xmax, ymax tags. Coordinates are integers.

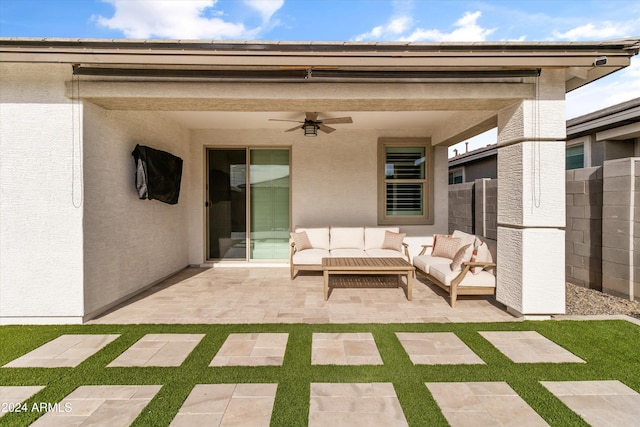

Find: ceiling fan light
<box><xmin>303</xmin><ymin>123</ymin><xmax>318</xmax><ymax>137</ymax></box>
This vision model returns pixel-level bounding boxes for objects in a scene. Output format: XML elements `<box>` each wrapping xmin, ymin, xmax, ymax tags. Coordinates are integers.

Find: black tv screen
<box><xmin>132</xmin><ymin>144</ymin><xmax>183</xmax><ymax>205</ymax></box>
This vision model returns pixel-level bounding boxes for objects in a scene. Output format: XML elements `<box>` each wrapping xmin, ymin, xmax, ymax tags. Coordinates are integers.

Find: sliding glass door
<box><xmin>207</xmin><ymin>148</ymin><xmax>290</xmax><ymax>261</ymax></box>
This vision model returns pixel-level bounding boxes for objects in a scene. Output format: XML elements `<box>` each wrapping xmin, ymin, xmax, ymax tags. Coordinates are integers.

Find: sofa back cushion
<box><xmin>330</xmin><ymin>227</ymin><xmax>365</xmax><ymax>250</ymax></box>
<box><xmin>364</xmin><ymin>227</ymin><xmax>400</xmax><ymax>250</ymax></box>
<box><xmin>452</xmin><ymin>230</ymin><xmax>477</xmax><ymax>249</ymax></box>
<box><xmin>295</xmin><ymin>227</ymin><xmax>330</xmax><ymax>250</ymax></box>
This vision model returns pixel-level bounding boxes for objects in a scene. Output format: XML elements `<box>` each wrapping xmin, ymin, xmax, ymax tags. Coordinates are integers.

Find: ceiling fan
<box><xmin>269</xmin><ymin>112</ymin><xmax>353</xmax><ymax>136</ymax></box>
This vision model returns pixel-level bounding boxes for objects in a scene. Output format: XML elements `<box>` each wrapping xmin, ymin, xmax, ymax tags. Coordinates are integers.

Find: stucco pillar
<box><xmin>496</xmin><ymin>69</ymin><xmax>566</xmax><ymax>316</ymax></box>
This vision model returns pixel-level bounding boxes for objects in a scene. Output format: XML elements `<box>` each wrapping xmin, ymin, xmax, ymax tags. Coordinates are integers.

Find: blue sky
<box><xmin>1</xmin><ymin>0</ymin><xmax>639</xmax><ymax>152</ymax></box>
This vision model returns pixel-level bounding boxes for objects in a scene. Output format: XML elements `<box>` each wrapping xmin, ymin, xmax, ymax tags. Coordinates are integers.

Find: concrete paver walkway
<box><xmin>89</xmin><ymin>267</ymin><xmax>515</xmax><ymax>324</ymax></box>
<box><xmin>426</xmin><ymin>382</ymin><xmax>549</xmax><ymax>427</ymax></box>
<box><xmin>210</xmin><ymin>333</ymin><xmax>289</xmax><ymax>366</ymax></box>
<box><xmin>29</xmin><ymin>385</ymin><xmax>161</xmax><ymax>427</ymax></box>
<box><xmin>2</xmin><ymin>326</ymin><xmax>639</xmax><ymax>426</ymax></box>
<box><xmin>2</xmin><ymin>335</ymin><xmax>119</xmax><ymax>368</ymax></box>
<box><xmin>396</xmin><ymin>332</ymin><xmax>485</xmax><ymax>365</ymax></box>
<box><xmin>541</xmin><ymin>380</ymin><xmax>640</xmax><ymax>427</ymax></box>
<box><xmin>479</xmin><ymin>331</ymin><xmax>585</xmax><ymax>363</ymax></box>
<box><xmin>170</xmin><ymin>384</ymin><xmax>277</xmax><ymax>427</ymax></box>
<box><xmin>0</xmin><ymin>386</ymin><xmax>45</xmax><ymax>418</ymax></box>
<box><xmin>309</xmin><ymin>383</ymin><xmax>408</xmax><ymax>427</ymax></box>
<box><xmin>312</xmin><ymin>333</ymin><xmax>383</xmax><ymax>365</ymax></box>
<box><xmin>107</xmin><ymin>334</ymin><xmax>205</xmax><ymax>367</ymax></box>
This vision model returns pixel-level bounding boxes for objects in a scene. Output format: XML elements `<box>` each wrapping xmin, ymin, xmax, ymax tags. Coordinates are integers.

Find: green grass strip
<box><xmin>0</xmin><ymin>320</ymin><xmax>638</xmax><ymax>426</ymax></box>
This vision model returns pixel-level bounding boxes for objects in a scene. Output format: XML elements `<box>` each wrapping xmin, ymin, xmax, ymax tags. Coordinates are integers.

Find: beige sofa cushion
<box><xmin>295</xmin><ymin>227</ymin><xmax>330</xmax><ymax>250</ymax></box>
<box><xmin>366</xmin><ymin>249</ymin><xmax>405</xmax><ymax>258</ymax></box>
<box><xmin>330</xmin><ymin>227</ymin><xmax>365</xmax><ymax>250</ymax></box>
<box><xmin>292</xmin><ymin>248</ymin><xmax>330</xmax><ymax>265</ymax></box>
<box><xmin>330</xmin><ymin>248</ymin><xmax>368</xmax><ymax>258</ymax></box>
<box><xmin>413</xmin><ymin>254</ymin><xmax>452</xmax><ymax>274</ymax></box>
<box><xmin>429</xmin><ymin>264</ymin><xmax>496</xmax><ymax>287</ymax></box>
<box><xmin>364</xmin><ymin>227</ymin><xmax>400</xmax><ymax>250</ymax></box>
<box><xmin>452</xmin><ymin>230</ymin><xmax>477</xmax><ymax>249</ymax></box>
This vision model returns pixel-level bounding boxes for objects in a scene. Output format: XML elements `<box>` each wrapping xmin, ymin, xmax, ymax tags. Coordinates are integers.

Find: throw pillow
<box><xmin>382</xmin><ymin>231</ymin><xmax>406</xmax><ymax>252</ymax></box>
<box><xmin>470</xmin><ymin>242</ymin><xmax>493</xmax><ymax>274</ymax></box>
<box><xmin>431</xmin><ymin>236</ymin><xmax>461</xmax><ymax>259</ymax></box>
<box><xmin>450</xmin><ymin>244</ymin><xmax>472</xmax><ymax>271</ymax></box>
<box><xmin>290</xmin><ymin>231</ymin><xmax>312</xmax><ymax>251</ymax></box>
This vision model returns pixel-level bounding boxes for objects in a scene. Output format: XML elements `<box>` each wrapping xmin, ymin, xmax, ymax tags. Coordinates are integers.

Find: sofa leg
<box><xmin>450</xmin><ymin>292</ymin><xmax>457</xmax><ymax>308</ymax></box>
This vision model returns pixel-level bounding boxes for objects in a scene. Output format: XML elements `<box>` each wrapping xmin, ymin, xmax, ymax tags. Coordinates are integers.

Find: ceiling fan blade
<box><xmin>269</xmin><ymin>119</ymin><xmax>304</xmax><ymax>123</ymax></box>
<box><xmin>318</xmin><ymin>124</ymin><xmax>336</xmax><ymax>133</ymax></box>
<box><xmin>285</xmin><ymin>125</ymin><xmax>302</xmax><ymax>132</ymax></box>
<box><xmin>321</xmin><ymin>117</ymin><xmax>353</xmax><ymax>125</ymax></box>
<box><xmin>305</xmin><ymin>112</ymin><xmax>318</xmax><ymax>121</ymax></box>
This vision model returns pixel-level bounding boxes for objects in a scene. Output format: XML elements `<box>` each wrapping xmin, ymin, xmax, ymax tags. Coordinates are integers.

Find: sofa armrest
<box><xmin>450</xmin><ymin>261</ymin><xmax>496</xmax><ymax>288</ymax></box>
<box><xmin>418</xmin><ymin>244</ymin><xmax>433</xmax><ymax>256</ymax></box>
<box><xmin>402</xmin><ymin>242</ymin><xmax>410</xmax><ymax>262</ymax></box>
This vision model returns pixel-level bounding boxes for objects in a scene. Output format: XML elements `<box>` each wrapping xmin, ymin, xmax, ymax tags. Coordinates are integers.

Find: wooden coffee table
<box><xmin>322</xmin><ymin>257</ymin><xmax>415</xmax><ymax>301</ymax></box>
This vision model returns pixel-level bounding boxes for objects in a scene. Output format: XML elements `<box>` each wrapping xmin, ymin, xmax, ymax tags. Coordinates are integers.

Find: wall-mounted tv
<box><xmin>132</xmin><ymin>144</ymin><xmax>183</xmax><ymax>205</ymax></box>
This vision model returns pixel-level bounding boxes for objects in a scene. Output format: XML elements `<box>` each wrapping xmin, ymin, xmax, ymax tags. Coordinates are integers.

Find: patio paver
<box><xmin>541</xmin><ymin>380</ymin><xmax>640</xmax><ymax>427</ymax></box>
<box><xmin>312</xmin><ymin>333</ymin><xmax>383</xmax><ymax>365</ymax></box>
<box><xmin>396</xmin><ymin>332</ymin><xmax>485</xmax><ymax>365</ymax></box>
<box><xmin>29</xmin><ymin>385</ymin><xmax>161</xmax><ymax>426</ymax></box>
<box><xmin>0</xmin><ymin>386</ymin><xmax>45</xmax><ymax>418</ymax></box>
<box><xmin>210</xmin><ymin>333</ymin><xmax>288</xmax><ymax>366</ymax></box>
<box><xmin>479</xmin><ymin>331</ymin><xmax>585</xmax><ymax>363</ymax></box>
<box><xmin>88</xmin><ymin>267</ymin><xmax>516</xmax><ymax>324</ymax></box>
<box><xmin>107</xmin><ymin>334</ymin><xmax>205</xmax><ymax>367</ymax></box>
<box><xmin>170</xmin><ymin>383</ymin><xmax>277</xmax><ymax>427</ymax></box>
<box><xmin>2</xmin><ymin>335</ymin><xmax>120</xmax><ymax>368</ymax></box>
<box><xmin>309</xmin><ymin>382</ymin><xmax>408</xmax><ymax>426</ymax></box>
<box><xmin>426</xmin><ymin>382</ymin><xmax>549</xmax><ymax>427</ymax></box>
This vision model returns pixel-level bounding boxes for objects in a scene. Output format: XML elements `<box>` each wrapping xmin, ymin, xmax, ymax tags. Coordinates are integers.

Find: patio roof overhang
<box><xmin>1</xmin><ymin>37</ymin><xmax>638</xmax><ymax>147</ymax></box>
<box><xmin>1</xmin><ymin>37</ymin><xmax>639</xmax><ymax>91</ymax></box>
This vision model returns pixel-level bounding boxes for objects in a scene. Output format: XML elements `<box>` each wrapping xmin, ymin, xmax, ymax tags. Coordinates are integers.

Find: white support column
<box><xmin>496</xmin><ymin>69</ymin><xmax>567</xmax><ymax>317</ymax></box>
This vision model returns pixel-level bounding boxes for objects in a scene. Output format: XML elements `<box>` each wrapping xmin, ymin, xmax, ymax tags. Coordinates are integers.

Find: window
<box><xmin>378</xmin><ymin>138</ymin><xmax>432</xmax><ymax>225</ymax></box>
<box><xmin>566</xmin><ymin>144</ymin><xmax>584</xmax><ymax>170</ymax></box>
<box><xmin>449</xmin><ymin>168</ymin><xmax>464</xmax><ymax>184</ymax></box>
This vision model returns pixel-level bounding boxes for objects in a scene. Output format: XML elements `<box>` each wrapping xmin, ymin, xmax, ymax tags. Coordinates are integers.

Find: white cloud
<box><xmin>552</xmin><ymin>19</ymin><xmax>640</xmax><ymax>40</ymax></box>
<box><xmin>244</xmin><ymin>0</ymin><xmax>283</xmax><ymax>22</ymax></box>
<box><xmin>354</xmin><ymin>11</ymin><xmax>496</xmax><ymax>42</ymax></box>
<box><xmin>353</xmin><ymin>16</ymin><xmax>413</xmax><ymax>41</ymax></box>
<box><xmin>94</xmin><ymin>0</ymin><xmax>283</xmax><ymax>39</ymax></box>
<box><xmin>403</xmin><ymin>11</ymin><xmax>497</xmax><ymax>42</ymax></box>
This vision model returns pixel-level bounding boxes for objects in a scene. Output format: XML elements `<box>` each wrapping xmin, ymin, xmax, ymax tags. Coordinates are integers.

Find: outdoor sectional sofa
<box><xmin>412</xmin><ymin>230</ymin><xmax>497</xmax><ymax>307</ymax></box>
<box><xmin>289</xmin><ymin>226</ymin><xmax>410</xmax><ymax>279</ymax></box>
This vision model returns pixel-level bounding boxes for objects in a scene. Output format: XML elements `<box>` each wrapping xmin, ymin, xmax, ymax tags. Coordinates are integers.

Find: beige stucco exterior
<box><xmin>1</xmin><ymin>38</ymin><xmax>638</xmax><ymax>323</ymax></box>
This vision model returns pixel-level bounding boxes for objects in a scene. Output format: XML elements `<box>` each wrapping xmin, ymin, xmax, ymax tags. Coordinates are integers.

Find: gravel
<box><xmin>565</xmin><ymin>282</ymin><xmax>640</xmax><ymax>319</ymax></box>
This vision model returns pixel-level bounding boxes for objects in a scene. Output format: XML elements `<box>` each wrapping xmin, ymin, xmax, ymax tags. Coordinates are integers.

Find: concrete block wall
<box><xmin>449</xmin><ymin>159</ymin><xmax>639</xmax><ymax>301</ymax></box>
<box><xmin>448</xmin><ymin>182</ymin><xmax>474</xmax><ymax>234</ymax></box>
<box><xmin>474</xmin><ymin>178</ymin><xmax>498</xmax><ymax>240</ymax></box>
<box><xmin>448</xmin><ymin>179</ymin><xmax>497</xmax><ymax>239</ymax></box>
<box><xmin>565</xmin><ymin>167</ymin><xmax>603</xmax><ymax>290</ymax></box>
<box><xmin>601</xmin><ymin>158</ymin><xmax>639</xmax><ymax>301</ymax></box>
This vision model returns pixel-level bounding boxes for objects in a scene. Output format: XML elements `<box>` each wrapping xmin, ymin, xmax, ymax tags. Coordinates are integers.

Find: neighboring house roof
<box><xmin>1</xmin><ymin>37</ymin><xmax>639</xmax><ymax>91</ymax></box>
<box><xmin>448</xmin><ymin>144</ymin><xmax>497</xmax><ymax>167</ymax></box>
<box><xmin>567</xmin><ymin>97</ymin><xmax>640</xmax><ymax>138</ymax></box>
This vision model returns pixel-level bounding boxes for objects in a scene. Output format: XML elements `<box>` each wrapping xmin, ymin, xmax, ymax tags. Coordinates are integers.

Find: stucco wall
<box><xmin>82</xmin><ymin>104</ymin><xmax>191</xmax><ymax>317</ymax></box>
<box><xmin>188</xmin><ymin>128</ymin><xmax>448</xmax><ymax>263</ymax></box>
<box><xmin>0</xmin><ymin>63</ymin><xmax>84</xmax><ymax>323</ymax></box>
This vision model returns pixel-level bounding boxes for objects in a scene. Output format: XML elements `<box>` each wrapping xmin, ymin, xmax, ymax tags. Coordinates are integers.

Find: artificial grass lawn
<box><xmin>0</xmin><ymin>320</ymin><xmax>639</xmax><ymax>426</ymax></box>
